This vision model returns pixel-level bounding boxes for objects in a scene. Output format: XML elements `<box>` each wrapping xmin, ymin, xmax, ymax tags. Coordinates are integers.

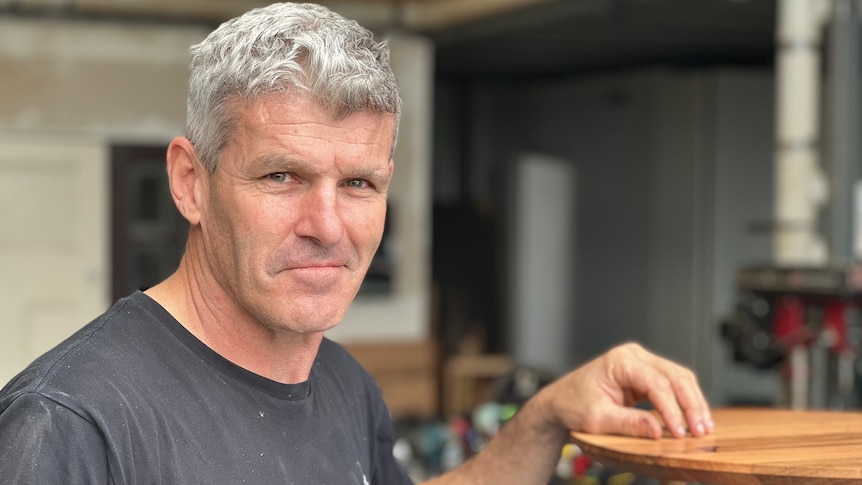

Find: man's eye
<box><xmin>346</xmin><ymin>179</ymin><xmax>368</xmax><ymax>189</ymax></box>
<box><xmin>268</xmin><ymin>173</ymin><xmax>289</xmax><ymax>183</ymax></box>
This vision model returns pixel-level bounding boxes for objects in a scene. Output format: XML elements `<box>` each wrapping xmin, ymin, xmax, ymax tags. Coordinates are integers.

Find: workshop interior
<box><xmin>2</xmin><ymin>0</ymin><xmax>861</xmax><ymax>483</ymax></box>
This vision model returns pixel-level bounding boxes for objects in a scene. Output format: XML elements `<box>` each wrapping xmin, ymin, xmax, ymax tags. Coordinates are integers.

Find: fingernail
<box><xmin>707</xmin><ymin>418</ymin><xmax>715</xmax><ymax>431</ymax></box>
<box><xmin>696</xmin><ymin>423</ymin><xmax>705</xmax><ymax>435</ymax></box>
<box><xmin>676</xmin><ymin>425</ymin><xmax>686</xmax><ymax>436</ymax></box>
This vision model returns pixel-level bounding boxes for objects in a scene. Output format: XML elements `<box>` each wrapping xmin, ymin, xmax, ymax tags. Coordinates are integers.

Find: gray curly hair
<box><xmin>186</xmin><ymin>2</ymin><xmax>402</xmax><ymax>172</ymax></box>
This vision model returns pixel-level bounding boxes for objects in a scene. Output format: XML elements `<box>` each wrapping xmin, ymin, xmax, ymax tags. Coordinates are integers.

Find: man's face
<box><xmin>197</xmin><ymin>93</ymin><xmax>394</xmax><ymax>335</ymax></box>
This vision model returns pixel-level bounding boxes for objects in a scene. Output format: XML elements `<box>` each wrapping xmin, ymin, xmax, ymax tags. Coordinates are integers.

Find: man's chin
<box><xmin>282</xmin><ymin>307</ymin><xmax>346</xmax><ymax>334</ymax></box>
<box><xmin>257</xmin><ymin>288</ymin><xmax>355</xmax><ymax>333</ymax></box>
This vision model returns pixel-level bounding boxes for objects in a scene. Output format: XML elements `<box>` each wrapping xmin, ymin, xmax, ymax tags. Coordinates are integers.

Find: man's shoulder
<box><xmin>0</xmin><ymin>293</ymin><xmax>166</xmax><ymax>409</ymax></box>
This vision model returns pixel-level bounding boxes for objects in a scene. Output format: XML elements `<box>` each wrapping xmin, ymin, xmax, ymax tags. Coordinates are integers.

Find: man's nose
<box><xmin>294</xmin><ymin>185</ymin><xmax>345</xmax><ymax>247</ymax></box>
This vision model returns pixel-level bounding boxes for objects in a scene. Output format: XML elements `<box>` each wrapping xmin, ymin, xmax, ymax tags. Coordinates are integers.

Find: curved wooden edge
<box><xmin>570</xmin><ymin>408</ymin><xmax>862</xmax><ymax>485</ymax></box>
<box><xmin>570</xmin><ymin>434</ymin><xmax>759</xmax><ymax>485</ymax></box>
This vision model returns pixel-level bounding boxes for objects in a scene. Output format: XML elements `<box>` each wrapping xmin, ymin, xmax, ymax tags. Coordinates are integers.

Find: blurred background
<box><xmin>3</xmin><ymin>0</ymin><xmax>862</xmax><ymax>482</ymax></box>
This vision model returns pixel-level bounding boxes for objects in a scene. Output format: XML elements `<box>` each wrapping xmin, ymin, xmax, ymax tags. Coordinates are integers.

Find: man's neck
<box><xmin>144</xmin><ymin>263</ymin><xmax>323</xmax><ymax>385</ymax></box>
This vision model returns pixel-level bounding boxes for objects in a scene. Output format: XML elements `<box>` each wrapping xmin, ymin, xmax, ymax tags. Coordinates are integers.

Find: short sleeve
<box><xmin>0</xmin><ymin>392</ymin><xmax>110</xmax><ymax>484</ymax></box>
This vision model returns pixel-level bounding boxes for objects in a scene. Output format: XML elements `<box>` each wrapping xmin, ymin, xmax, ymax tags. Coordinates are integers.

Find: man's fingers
<box><xmin>670</xmin><ymin>368</ymin><xmax>713</xmax><ymax>436</ymax></box>
<box><xmin>616</xmin><ymin>345</ymin><xmax>713</xmax><ymax>438</ymax></box>
<box><xmin>658</xmin><ymin>358</ymin><xmax>713</xmax><ymax>437</ymax></box>
<box><xmin>597</xmin><ymin>407</ymin><xmax>664</xmax><ymax>440</ymax></box>
<box><xmin>643</xmin><ymin>372</ymin><xmax>689</xmax><ymax>438</ymax></box>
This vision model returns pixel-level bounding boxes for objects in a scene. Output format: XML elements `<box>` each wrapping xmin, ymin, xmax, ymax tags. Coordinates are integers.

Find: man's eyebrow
<box><xmin>251</xmin><ymin>154</ymin><xmax>391</xmax><ymax>180</ymax></box>
<box><xmin>251</xmin><ymin>154</ymin><xmax>306</xmax><ymax>171</ymax></box>
<box><xmin>352</xmin><ymin>165</ymin><xmax>392</xmax><ymax>180</ymax></box>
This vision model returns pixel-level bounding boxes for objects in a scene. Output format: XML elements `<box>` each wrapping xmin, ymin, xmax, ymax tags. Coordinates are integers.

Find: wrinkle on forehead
<box><xmin>248</xmin><ymin>96</ymin><xmax>393</xmax><ymax>150</ymax></box>
<box><xmin>221</xmin><ymin>93</ymin><xmax>395</xmax><ymax>179</ymax></box>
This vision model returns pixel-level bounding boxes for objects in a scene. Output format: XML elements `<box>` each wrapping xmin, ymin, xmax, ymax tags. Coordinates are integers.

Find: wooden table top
<box><xmin>570</xmin><ymin>408</ymin><xmax>862</xmax><ymax>484</ymax></box>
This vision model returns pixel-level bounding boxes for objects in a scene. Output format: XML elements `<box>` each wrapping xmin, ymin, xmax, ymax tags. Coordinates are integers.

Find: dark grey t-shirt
<box><xmin>0</xmin><ymin>292</ymin><xmax>412</xmax><ymax>485</ymax></box>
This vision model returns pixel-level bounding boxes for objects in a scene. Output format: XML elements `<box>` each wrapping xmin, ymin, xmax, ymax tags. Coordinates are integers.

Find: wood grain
<box><xmin>571</xmin><ymin>408</ymin><xmax>862</xmax><ymax>484</ymax></box>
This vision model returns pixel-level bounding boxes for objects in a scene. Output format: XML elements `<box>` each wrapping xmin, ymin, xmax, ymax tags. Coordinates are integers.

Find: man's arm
<box><xmin>424</xmin><ymin>342</ymin><xmax>713</xmax><ymax>485</ymax></box>
<box><xmin>0</xmin><ymin>393</ymin><xmax>110</xmax><ymax>483</ymax></box>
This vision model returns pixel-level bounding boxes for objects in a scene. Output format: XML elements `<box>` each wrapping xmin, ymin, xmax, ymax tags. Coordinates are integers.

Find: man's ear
<box><xmin>166</xmin><ymin>136</ymin><xmax>206</xmax><ymax>226</ymax></box>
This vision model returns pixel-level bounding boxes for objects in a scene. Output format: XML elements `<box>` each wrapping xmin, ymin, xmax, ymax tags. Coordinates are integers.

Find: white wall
<box><xmin>508</xmin><ymin>153</ymin><xmax>575</xmax><ymax>374</ymax></box>
<box><xmin>0</xmin><ymin>16</ymin><xmax>204</xmax><ymax>140</ymax></box>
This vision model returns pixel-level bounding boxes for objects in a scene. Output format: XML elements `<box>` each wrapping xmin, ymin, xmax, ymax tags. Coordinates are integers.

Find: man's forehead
<box><xmin>235</xmin><ymin>92</ymin><xmax>389</xmax><ymax>122</ymax></box>
<box><xmin>219</xmin><ymin>94</ymin><xmax>394</xmax><ymax>165</ymax></box>
<box><xmin>232</xmin><ymin>93</ymin><xmax>394</xmax><ymax>140</ymax></box>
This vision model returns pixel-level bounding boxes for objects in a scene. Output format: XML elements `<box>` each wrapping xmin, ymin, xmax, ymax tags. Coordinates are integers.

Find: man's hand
<box><xmin>425</xmin><ymin>342</ymin><xmax>712</xmax><ymax>484</ymax></box>
<box><xmin>534</xmin><ymin>342</ymin><xmax>714</xmax><ymax>440</ymax></box>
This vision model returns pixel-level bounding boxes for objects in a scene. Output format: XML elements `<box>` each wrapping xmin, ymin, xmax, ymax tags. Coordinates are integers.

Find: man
<box><xmin>0</xmin><ymin>3</ymin><xmax>713</xmax><ymax>483</ymax></box>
